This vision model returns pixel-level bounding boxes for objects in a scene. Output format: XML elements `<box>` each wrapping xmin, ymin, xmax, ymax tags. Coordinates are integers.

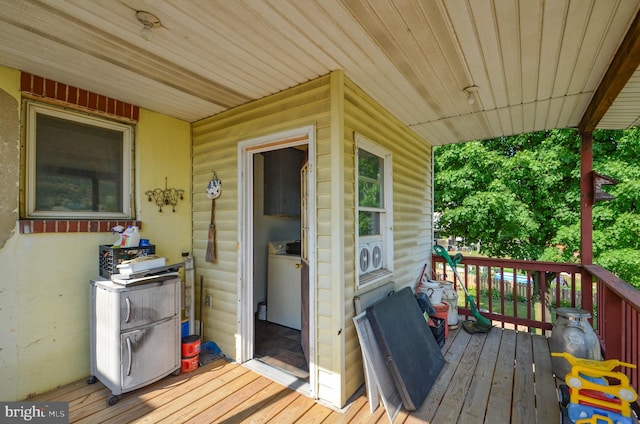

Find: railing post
<box><xmin>580</xmin><ymin>131</ymin><xmax>593</xmax><ymax>265</ymax></box>
<box><xmin>580</xmin><ymin>132</ymin><xmax>595</xmax><ymax>324</ymax></box>
<box><xmin>602</xmin><ymin>284</ymin><xmax>622</xmax><ymax>360</ymax></box>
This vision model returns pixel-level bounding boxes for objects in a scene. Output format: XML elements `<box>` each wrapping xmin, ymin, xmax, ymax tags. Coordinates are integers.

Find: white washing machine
<box><xmin>267</xmin><ymin>242</ymin><xmax>301</xmax><ymax>330</ymax></box>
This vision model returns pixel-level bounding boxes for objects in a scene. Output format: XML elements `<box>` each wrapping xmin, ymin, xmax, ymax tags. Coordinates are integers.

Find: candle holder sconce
<box><xmin>145</xmin><ymin>177</ymin><xmax>185</xmax><ymax>212</ymax></box>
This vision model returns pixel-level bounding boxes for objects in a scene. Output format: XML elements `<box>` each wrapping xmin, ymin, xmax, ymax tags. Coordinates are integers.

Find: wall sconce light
<box><xmin>464</xmin><ymin>85</ymin><xmax>479</xmax><ymax>105</ymax></box>
<box><xmin>136</xmin><ymin>11</ymin><xmax>161</xmax><ymax>41</ymax></box>
<box><xmin>146</xmin><ymin>177</ymin><xmax>184</xmax><ymax>212</ymax></box>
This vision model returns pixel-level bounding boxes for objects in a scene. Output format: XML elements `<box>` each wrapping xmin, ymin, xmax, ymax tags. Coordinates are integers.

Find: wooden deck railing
<box><xmin>584</xmin><ymin>264</ymin><xmax>640</xmax><ymax>390</ymax></box>
<box><xmin>431</xmin><ymin>254</ymin><xmax>584</xmax><ymax>333</ymax></box>
<box><xmin>431</xmin><ymin>254</ymin><xmax>640</xmax><ymax>390</ymax></box>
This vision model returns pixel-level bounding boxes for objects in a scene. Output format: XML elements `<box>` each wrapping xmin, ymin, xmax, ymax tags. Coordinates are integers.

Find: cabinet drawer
<box><xmin>120</xmin><ymin>316</ymin><xmax>179</xmax><ymax>391</ymax></box>
<box><xmin>119</xmin><ymin>280</ymin><xmax>178</xmax><ymax>330</ymax></box>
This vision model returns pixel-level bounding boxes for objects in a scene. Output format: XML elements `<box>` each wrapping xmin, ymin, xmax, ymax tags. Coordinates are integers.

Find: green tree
<box><xmin>435</xmin><ymin>129</ymin><xmax>581</xmax><ymax>259</ymax></box>
<box><xmin>435</xmin><ymin>128</ymin><xmax>640</xmax><ymax>286</ymax></box>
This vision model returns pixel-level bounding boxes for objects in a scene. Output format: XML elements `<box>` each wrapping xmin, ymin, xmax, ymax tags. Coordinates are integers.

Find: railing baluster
<box><xmin>555</xmin><ymin>273</ymin><xmax>561</xmax><ymax>310</ymax></box>
<box><xmin>540</xmin><ymin>271</ymin><xmax>547</xmax><ymax>334</ymax></box>
<box><xmin>525</xmin><ymin>271</ymin><xmax>534</xmax><ymax>331</ymax></box>
<box><xmin>500</xmin><ymin>266</ymin><xmax>505</xmax><ymax>329</ymax></box>
<box><xmin>571</xmin><ymin>273</ymin><xmax>576</xmax><ymax>308</ymax></box>
<box><xmin>512</xmin><ymin>268</ymin><xmax>518</xmax><ymax>325</ymax></box>
<box><xmin>487</xmin><ymin>265</ymin><xmax>492</xmax><ymax>316</ymax></box>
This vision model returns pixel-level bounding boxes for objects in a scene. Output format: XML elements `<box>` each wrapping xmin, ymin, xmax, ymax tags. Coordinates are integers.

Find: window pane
<box><xmin>35</xmin><ymin>113</ymin><xmax>123</xmax><ymax>213</ymax></box>
<box><xmin>358</xmin><ymin>150</ymin><xmax>383</xmax><ymax>208</ymax></box>
<box><xmin>359</xmin><ymin>210</ymin><xmax>381</xmax><ymax>236</ymax></box>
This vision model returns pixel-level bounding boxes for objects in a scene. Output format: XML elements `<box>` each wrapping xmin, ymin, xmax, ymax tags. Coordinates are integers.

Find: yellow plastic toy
<box><xmin>552</xmin><ymin>352</ymin><xmax>638</xmax><ymax>424</ymax></box>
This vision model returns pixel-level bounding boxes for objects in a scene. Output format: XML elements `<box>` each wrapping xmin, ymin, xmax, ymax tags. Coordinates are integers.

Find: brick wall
<box><xmin>20</xmin><ymin>72</ymin><xmax>139</xmax><ymax>121</ymax></box>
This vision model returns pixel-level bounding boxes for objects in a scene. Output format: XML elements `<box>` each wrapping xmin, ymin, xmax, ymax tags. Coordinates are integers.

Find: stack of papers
<box><xmin>116</xmin><ymin>255</ymin><xmax>166</xmax><ymax>274</ymax></box>
<box><xmin>111</xmin><ymin>271</ymin><xmax>179</xmax><ymax>286</ymax></box>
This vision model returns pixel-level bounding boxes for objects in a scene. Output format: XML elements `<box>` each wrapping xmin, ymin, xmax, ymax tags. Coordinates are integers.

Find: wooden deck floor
<box><xmin>30</xmin><ymin>327</ymin><xmax>560</xmax><ymax>423</ymax></box>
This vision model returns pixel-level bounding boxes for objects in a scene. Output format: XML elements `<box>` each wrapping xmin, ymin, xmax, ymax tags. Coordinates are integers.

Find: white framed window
<box><xmin>356</xmin><ymin>134</ymin><xmax>393</xmax><ymax>287</ymax></box>
<box><xmin>25</xmin><ymin>101</ymin><xmax>133</xmax><ymax>219</ymax></box>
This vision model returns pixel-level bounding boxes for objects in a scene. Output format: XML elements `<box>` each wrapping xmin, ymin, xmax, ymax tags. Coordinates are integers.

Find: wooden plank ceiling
<box><xmin>0</xmin><ymin>0</ymin><xmax>639</xmax><ymax>145</ymax></box>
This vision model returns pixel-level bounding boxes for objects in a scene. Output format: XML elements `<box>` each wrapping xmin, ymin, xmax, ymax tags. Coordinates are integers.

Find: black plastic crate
<box><xmin>99</xmin><ymin>244</ymin><xmax>155</xmax><ymax>278</ymax></box>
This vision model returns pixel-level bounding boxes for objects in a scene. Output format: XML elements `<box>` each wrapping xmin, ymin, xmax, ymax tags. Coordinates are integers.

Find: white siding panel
<box><xmin>497</xmin><ymin>106</ymin><xmax>514</xmax><ymax>137</ymax></box>
<box><xmin>553</xmin><ymin>2</ymin><xmax>592</xmax><ymax>98</ymax></box>
<box><xmin>520</xmin><ymin>2</ymin><xmax>542</xmax><ymax>104</ymax></box>
<box><xmin>538</xmin><ymin>1</ymin><xmax>569</xmax><ymax>100</ymax></box>
<box><xmin>484</xmin><ymin>109</ymin><xmax>505</xmax><ymax>140</ymax></box>
<box><xmin>444</xmin><ymin>0</ymin><xmax>496</xmax><ymax>111</ymax></box>
<box><xmin>468</xmin><ymin>0</ymin><xmax>509</xmax><ymax>108</ymax></box>
<box><xmin>3</xmin><ymin>0</ymin><xmax>640</xmax><ymax>145</ymax></box>
<box><xmin>571</xmin><ymin>1</ymin><xmax>636</xmax><ymax>93</ymax></box>
<box><xmin>522</xmin><ymin>102</ymin><xmax>537</xmax><ymax>134</ymax></box>
<box><xmin>496</xmin><ymin>1</ymin><xmax>522</xmax><ymax>107</ymax></box>
<box><xmin>602</xmin><ymin>70</ymin><xmax>640</xmax><ymax>127</ymax></box>
<box><xmin>533</xmin><ymin>99</ymin><xmax>551</xmax><ymax>132</ymax></box>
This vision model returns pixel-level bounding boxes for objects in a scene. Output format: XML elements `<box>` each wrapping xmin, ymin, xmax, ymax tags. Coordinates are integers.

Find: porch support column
<box><xmin>580</xmin><ymin>131</ymin><xmax>593</xmax><ymax>316</ymax></box>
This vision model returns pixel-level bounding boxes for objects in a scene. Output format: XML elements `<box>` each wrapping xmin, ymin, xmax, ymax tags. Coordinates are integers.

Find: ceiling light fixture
<box><xmin>463</xmin><ymin>85</ymin><xmax>479</xmax><ymax>105</ymax></box>
<box><xmin>136</xmin><ymin>11</ymin><xmax>161</xmax><ymax>41</ymax></box>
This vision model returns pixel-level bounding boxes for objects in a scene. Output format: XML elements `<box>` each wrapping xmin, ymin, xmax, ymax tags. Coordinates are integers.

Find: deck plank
<box><xmin>296</xmin><ymin>402</ymin><xmax>335</xmax><ymax>423</ymax></box>
<box><xmin>73</xmin><ymin>360</ymin><xmax>239</xmax><ymax>423</ymax></box>
<box><xmin>532</xmin><ymin>334</ymin><xmax>560</xmax><ymax>424</ymax></box>
<box><xmin>347</xmin><ymin>401</ymin><xmax>386</xmax><ymax>423</ymax></box>
<box><xmin>405</xmin><ymin>327</ymin><xmax>473</xmax><ymax>423</ymax></box>
<box><xmin>125</xmin><ymin>362</ymin><xmax>252</xmax><ymax>423</ymax></box>
<box><xmin>320</xmin><ymin>394</ymin><xmax>369</xmax><ymax>423</ymax></box>
<box><xmin>147</xmin><ymin>368</ymin><xmax>259</xmax><ymax>423</ymax></box>
<box><xmin>458</xmin><ymin>327</ymin><xmax>502</xmax><ymax>422</ymax></box>
<box><xmin>177</xmin><ymin>375</ymin><xmax>272</xmax><ymax>423</ymax></box>
<box><xmin>225</xmin><ymin>384</ymin><xmax>303</xmax><ymax>423</ymax></box>
<box><xmin>265</xmin><ymin>392</ymin><xmax>318</xmax><ymax>423</ymax></box>
<box><xmin>484</xmin><ymin>328</ymin><xmax>517</xmax><ymax>423</ymax></box>
<box><xmin>513</xmin><ymin>332</ymin><xmax>536</xmax><ymax>424</ymax></box>
<box><xmin>23</xmin><ymin>329</ymin><xmax>562</xmax><ymax>424</ymax></box>
<box><xmin>29</xmin><ymin>378</ymin><xmax>105</xmax><ymax>403</ymax></box>
<box><xmin>213</xmin><ymin>380</ymin><xmax>293</xmax><ymax>423</ymax></box>
<box><xmin>430</xmin><ymin>328</ymin><xmax>487</xmax><ymax>423</ymax></box>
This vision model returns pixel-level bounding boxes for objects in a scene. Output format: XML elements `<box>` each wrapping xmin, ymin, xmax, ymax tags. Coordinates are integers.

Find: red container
<box><xmin>181</xmin><ymin>355</ymin><xmax>199</xmax><ymax>373</ymax></box>
<box><xmin>433</xmin><ymin>303</ymin><xmax>449</xmax><ymax>338</ymax></box>
<box><xmin>182</xmin><ymin>335</ymin><xmax>201</xmax><ymax>358</ymax></box>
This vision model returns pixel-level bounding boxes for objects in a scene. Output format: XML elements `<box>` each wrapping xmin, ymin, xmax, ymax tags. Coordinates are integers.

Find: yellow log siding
<box><xmin>192</xmin><ymin>74</ymin><xmax>343</xmax><ymax>404</ymax></box>
<box><xmin>191</xmin><ymin>70</ymin><xmax>432</xmax><ymax>408</ymax></box>
<box><xmin>342</xmin><ymin>78</ymin><xmax>433</xmax><ymax>398</ymax></box>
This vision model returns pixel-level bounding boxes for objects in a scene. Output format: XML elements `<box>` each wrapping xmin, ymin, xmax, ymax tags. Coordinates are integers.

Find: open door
<box><xmin>301</xmin><ymin>161</ymin><xmax>309</xmax><ymax>363</ymax></box>
<box><xmin>238</xmin><ymin>125</ymin><xmax>316</xmax><ymax>399</ymax></box>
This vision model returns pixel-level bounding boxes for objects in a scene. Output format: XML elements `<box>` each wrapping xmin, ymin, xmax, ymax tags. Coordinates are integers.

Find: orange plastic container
<box><xmin>181</xmin><ymin>355</ymin><xmax>199</xmax><ymax>373</ymax></box>
<box><xmin>433</xmin><ymin>303</ymin><xmax>449</xmax><ymax>338</ymax></box>
<box><xmin>181</xmin><ymin>335</ymin><xmax>201</xmax><ymax>358</ymax></box>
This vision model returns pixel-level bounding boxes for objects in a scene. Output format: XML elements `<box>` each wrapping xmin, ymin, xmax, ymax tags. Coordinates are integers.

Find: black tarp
<box><xmin>366</xmin><ymin>287</ymin><xmax>445</xmax><ymax>411</ymax></box>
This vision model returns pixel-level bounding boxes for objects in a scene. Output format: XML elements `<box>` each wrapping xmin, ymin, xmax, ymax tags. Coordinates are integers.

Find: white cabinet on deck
<box><xmin>89</xmin><ymin>277</ymin><xmax>181</xmax><ymax>405</ymax></box>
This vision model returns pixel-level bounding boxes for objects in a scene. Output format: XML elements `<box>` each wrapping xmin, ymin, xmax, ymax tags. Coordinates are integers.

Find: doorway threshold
<box><xmin>244</xmin><ymin>359</ymin><xmax>310</xmax><ymax>395</ymax></box>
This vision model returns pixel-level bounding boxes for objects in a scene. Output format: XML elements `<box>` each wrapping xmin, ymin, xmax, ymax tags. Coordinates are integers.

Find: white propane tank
<box><xmin>440</xmin><ymin>281</ymin><xmax>459</xmax><ymax>327</ymax></box>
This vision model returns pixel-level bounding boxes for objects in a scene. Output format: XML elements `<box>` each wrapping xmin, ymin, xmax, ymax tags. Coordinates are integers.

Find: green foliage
<box><xmin>435</xmin><ymin>128</ymin><xmax>640</xmax><ymax>287</ymax></box>
<box><xmin>435</xmin><ymin>129</ymin><xmax>581</xmax><ymax>260</ymax></box>
<box><xmin>596</xmin><ymin>248</ymin><xmax>640</xmax><ymax>287</ymax></box>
